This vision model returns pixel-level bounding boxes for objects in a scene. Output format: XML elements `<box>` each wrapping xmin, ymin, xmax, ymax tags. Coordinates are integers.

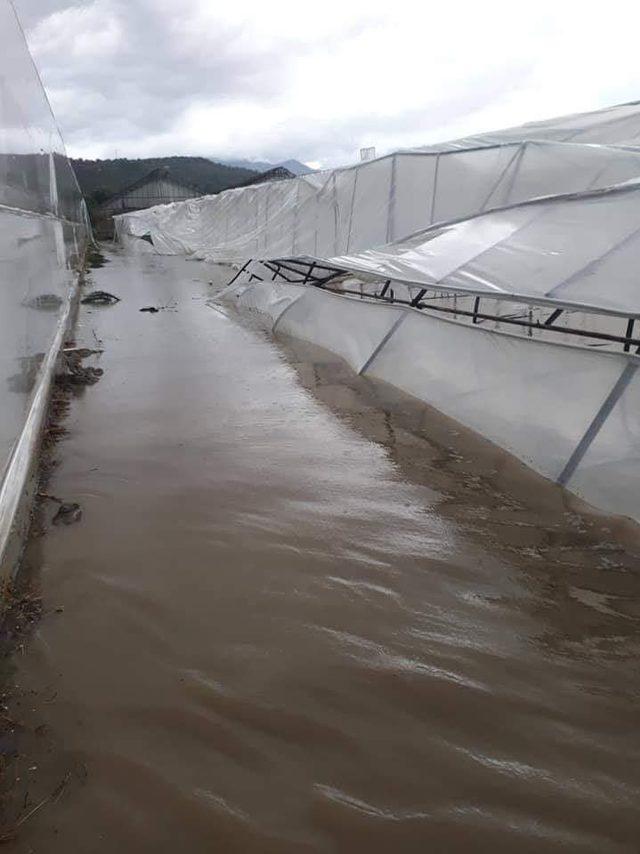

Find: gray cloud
<box><xmin>13</xmin><ymin>0</ymin><xmax>83</xmax><ymax>26</ymax></box>
<box><xmin>17</xmin><ymin>1</ymin><xmax>294</xmax><ymax>146</ymax></box>
<box><xmin>13</xmin><ymin>0</ymin><xmax>640</xmax><ymax>166</ymax></box>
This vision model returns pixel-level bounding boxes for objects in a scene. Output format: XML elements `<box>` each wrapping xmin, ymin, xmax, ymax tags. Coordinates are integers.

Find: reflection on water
<box><xmin>0</xmin><ymin>212</ymin><xmax>78</xmax><ymax>471</ymax></box>
<box><xmin>4</xmin><ymin>253</ymin><xmax>640</xmax><ymax>854</ymax></box>
<box><xmin>277</xmin><ymin>337</ymin><xmax>640</xmax><ymax>659</ymax></box>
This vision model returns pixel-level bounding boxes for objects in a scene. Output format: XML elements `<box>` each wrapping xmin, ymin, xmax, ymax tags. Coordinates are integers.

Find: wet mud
<box><xmin>1</xmin><ymin>250</ymin><xmax>639</xmax><ymax>853</ymax></box>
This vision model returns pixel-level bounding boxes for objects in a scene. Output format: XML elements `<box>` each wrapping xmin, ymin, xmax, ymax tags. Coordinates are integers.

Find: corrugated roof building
<box><xmin>97</xmin><ymin>167</ymin><xmax>201</xmax><ymax>215</ymax></box>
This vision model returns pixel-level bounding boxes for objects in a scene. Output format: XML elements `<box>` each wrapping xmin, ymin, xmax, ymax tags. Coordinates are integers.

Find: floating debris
<box><xmin>0</xmin><ymin>771</ymin><xmax>72</xmax><ymax>843</ymax></box>
<box><xmin>140</xmin><ymin>299</ymin><xmax>177</xmax><ymax>313</ymax></box>
<box><xmin>55</xmin><ymin>350</ymin><xmax>104</xmax><ymax>389</ymax></box>
<box><xmin>62</xmin><ymin>347</ymin><xmax>103</xmax><ymax>359</ymax></box>
<box><xmin>52</xmin><ymin>503</ymin><xmax>82</xmax><ymax>526</ymax></box>
<box><xmin>86</xmin><ymin>248</ymin><xmax>108</xmax><ymax>269</ymax></box>
<box><xmin>36</xmin><ymin>491</ymin><xmax>83</xmax><ymax>527</ymax></box>
<box><xmin>55</xmin><ymin>365</ymin><xmax>103</xmax><ymax>388</ymax></box>
<box><xmin>81</xmin><ymin>290</ymin><xmax>120</xmax><ymax>306</ymax></box>
<box><xmin>36</xmin><ymin>492</ymin><xmax>62</xmax><ymax>504</ymax></box>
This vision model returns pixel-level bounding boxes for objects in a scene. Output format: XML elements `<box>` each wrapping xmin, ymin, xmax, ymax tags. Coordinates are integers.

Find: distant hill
<box><xmin>71</xmin><ymin>156</ymin><xmax>259</xmax><ymax>208</ymax></box>
<box><xmin>280</xmin><ymin>159</ymin><xmax>314</xmax><ymax>176</ymax></box>
<box><xmin>216</xmin><ymin>157</ymin><xmax>313</xmax><ymax>176</ymax></box>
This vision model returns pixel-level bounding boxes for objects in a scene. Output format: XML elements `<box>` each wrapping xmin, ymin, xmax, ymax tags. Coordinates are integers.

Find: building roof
<box><xmin>239</xmin><ymin>166</ymin><xmax>297</xmax><ymax>188</ymax></box>
<box><xmin>97</xmin><ymin>167</ymin><xmax>202</xmax><ymax>210</ymax></box>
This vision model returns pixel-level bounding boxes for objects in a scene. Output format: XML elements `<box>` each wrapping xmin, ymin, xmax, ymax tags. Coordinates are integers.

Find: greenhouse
<box><xmin>0</xmin><ymin>1</ymin><xmax>90</xmax><ymax>570</ymax></box>
<box><xmin>3</xmin><ymin>0</ymin><xmax>640</xmax><ymax>847</ymax></box>
<box><xmin>115</xmin><ymin>101</ymin><xmax>640</xmax><ymax>523</ymax></box>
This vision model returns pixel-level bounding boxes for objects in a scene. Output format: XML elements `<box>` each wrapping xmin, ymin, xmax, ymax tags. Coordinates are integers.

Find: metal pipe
<box><xmin>257</xmin><ymin>260</ymin><xmax>640</xmax><ymax>351</ymax></box>
<box><xmin>313</xmin><ymin>284</ymin><xmax>640</xmax><ymax>349</ymax></box>
<box><xmin>226</xmin><ymin>259</ymin><xmax>252</xmax><ymax>286</ymax></box>
<box><xmin>411</xmin><ymin>288</ymin><xmax>427</xmax><ymax>307</ymax></box>
<box><xmin>544</xmin><ymin>308</ymin><xmax>564</xmax><ymax>327</ymax></box>
<box><xmin>261</xmin><ymin>261</ymin><xmax>299</xmax><ymax>284</ymax></box>
<box><xmin>624</xmin><ymin>318</ymin><xmax>635</xmax><ymax>352</ymax></box>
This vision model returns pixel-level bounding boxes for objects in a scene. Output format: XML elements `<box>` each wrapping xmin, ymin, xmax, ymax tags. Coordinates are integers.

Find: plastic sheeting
<box><xmin>115</xmin><ymin>139</ymin><xmax>640</xmax><ymax>271</ymax></box>
<box><xmin>117</xmin><ymin>97</ymin><xmax>640</xmax><ymax>522</ymax></box>
<box><xmin>223</xmin><ymin>278</ymin><xmax>640</xmax><ymax>523</ymax></box>
<box><xmin>0</xmin><ymin>1</ymin><xmax>89</xmax><ymax>568</ymax></box>
<box><xmin>329</xmin><ymin>181</ymin><xmax>640</xmax><ymax>316</ymax></box>
<box><xmin>428</xmin><ymin>100</ymin><xmax>640</xmax><ymax>151</ymax></box>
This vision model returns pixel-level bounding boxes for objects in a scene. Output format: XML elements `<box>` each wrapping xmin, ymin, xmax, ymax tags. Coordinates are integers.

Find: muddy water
<box><xmin>5</xmin><ymin>249</ymin><xmax>640</xmax><ymax>852</ymax></box>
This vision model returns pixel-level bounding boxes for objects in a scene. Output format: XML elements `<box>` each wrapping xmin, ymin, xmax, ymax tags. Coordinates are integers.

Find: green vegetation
<box><xmin>72</xmin><ymin>156</ymin><xmax>259</xmax><ymax>209</ymax></box>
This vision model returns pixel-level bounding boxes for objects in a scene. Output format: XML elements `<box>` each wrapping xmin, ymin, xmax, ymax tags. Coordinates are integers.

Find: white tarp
<box><xmin>329</xmin><ymin>182</ymin><xmax>640</xmax><ymax>316</ymax></box>
<box><xmin>223</xmin><ymin>277</ymin><xmax>640</xmax><ymax>524</ymax></box>
<box><xmin>117</xmin><ymin>99</ymin><xmax>640</xmax><ymax>522</ymax></box>
<box><xmin>115</xmin><ymin>139</ymin><xmax>640</xmax><ymax>280</ymax></box>
<box><xmin>0</xmin><ymin>0</ymin><xmax>88</xmax><ymax>571</ymax></box>
<box><xmin>427</xmin><ymin>100</ymin><xmax>640</xmax><ymax>150</ymax></box>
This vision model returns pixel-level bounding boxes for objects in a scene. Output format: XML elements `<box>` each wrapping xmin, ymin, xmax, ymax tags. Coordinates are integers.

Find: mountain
<box><xmin>216</xmin><ymin>157</ymin><xmax>313</xmax><ymax>176</ymax></box>
<box><xmin>71</xmin><ymin>156</ymin><xmax>259</xmax><ymax>208</ymax></box>
<box><xmin>280</xmin><ymin>159</ymin><xmax>314</xmax><ymax>176</ymax></box>
<box><xmin>220</xmin><ymin>157</ymin><xmax>273</xmax><ymax>173</ymax></box>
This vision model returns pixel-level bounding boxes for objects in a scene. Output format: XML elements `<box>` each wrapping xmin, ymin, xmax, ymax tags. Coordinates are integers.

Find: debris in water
<box><xmin>0</xmin><ymin>772</ymin><xmax>72</xmax><ymax>843</ymax></box>
<box><xmin>55</xmin><ymin>350</ymin><xmax>104</xmax><ymax>389</ymax></box>
<box><xmin>36</xmin><ymin>492</ymin><xmax>62</xmax><ymax>504</ymax></box>
<box><xmin>81</xmin><ymin>290</ymin><xmax>120</xmax><ymax>306</ymax></box>
<box><xmin>87</xmin><ymin>248</ymin><xmax>108</xmax><ymax>269</ymax></box>
<box><xmin>52</xmin><ymin>503</ymin><xmax>82</xmax><ymax>526</ymax></box>
<box><xmin>55</xmin><ymin>365</ymin><xmax>103</xmax><ymax>388</ymax></box>
<box><xmin>140</xmin><ymin>298</ymin><xmax>178</xmax><ymax>313</ymax></box>
<box><xmin>62</xmin><ymin>347</ymin><xmax>103</xmax><ymax>359</ymax></box>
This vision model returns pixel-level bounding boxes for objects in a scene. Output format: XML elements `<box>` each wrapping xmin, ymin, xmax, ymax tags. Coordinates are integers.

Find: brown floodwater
<box><xmin>3</xmin><ymin>249</ymin><xmax>640</xmax><ymax>852</ymax></box>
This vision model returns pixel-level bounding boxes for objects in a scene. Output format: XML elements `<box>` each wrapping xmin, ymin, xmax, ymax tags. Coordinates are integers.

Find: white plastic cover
<box><xmin>225</xmin><ymin>279</ymin><xmax>640</xmax><ymax>522</ymax></box>
<box><xmin>115</xmin><ymin>139</ymin><xmax>640</xmax><ymax>284</ymax></box>
<box><xmin>329</xmin><ymin>182</ymin><xmax>640</xmax><ymax>315</ymax></box>
<box><xmin>426</xmin><ymin>100</ymin><xmax>640</xmax><ymax>150</ymax></box>
<box><xmin>120</xmin><ymin>97</ymin><xmax>640</xmax><ymax>521</ymax></box>
<box><xmin>0</xmin><ymin>1</ymin><xmax>88</xmax><ymax>563</ymax></box>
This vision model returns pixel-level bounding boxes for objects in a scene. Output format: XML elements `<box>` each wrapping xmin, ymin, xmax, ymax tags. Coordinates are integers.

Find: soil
<box><xmin>0</xmin><ymin>327</ymin><xmax>102</xmax><ymax>841</ymax></box>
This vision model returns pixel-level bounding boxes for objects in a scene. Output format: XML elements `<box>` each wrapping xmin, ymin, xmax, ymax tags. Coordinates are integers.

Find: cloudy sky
<box><xmin>14</xmin><ymin>0</ymin><xmax>640</xmax><ymax>167</ymax></box>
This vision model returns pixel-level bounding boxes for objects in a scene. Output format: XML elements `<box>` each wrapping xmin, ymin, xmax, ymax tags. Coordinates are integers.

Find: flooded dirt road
<box><xmin>4</xmin><ymin>249</ymin><xmax>640</xmax><ymax>852</ymax></box>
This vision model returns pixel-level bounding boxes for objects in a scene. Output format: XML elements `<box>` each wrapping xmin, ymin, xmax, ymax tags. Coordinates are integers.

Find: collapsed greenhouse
<box><xmin>3</xmin><ymin>0</ymin><xmax>640</xmax><ymax>846</ymax></box>
<box><xmin>116</xmin><ymin>101</ymin><xmax>640</xmax><ymax>524</ymax></box>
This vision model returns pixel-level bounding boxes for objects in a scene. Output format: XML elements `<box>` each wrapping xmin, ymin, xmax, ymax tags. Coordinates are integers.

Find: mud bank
<box><xmin>1</xmin><ymin>249</ymin><xmax>639</xmax><ymax>853</ymax></box>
